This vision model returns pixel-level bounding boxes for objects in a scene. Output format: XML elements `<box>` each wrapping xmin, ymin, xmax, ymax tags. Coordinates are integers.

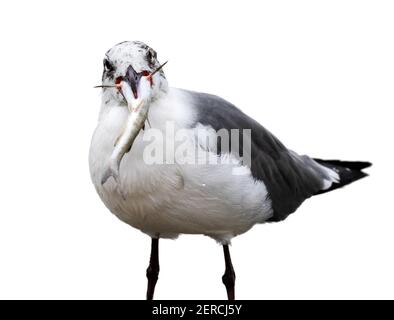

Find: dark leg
<box><xmin>222</xmin><ymin>244</ymin><xmax>236</xmax><ymax>300</ymax></box>
<box><xmin>146</xmin><ymin>238</ymin><xmax>160</xmax><ymax>300</ymax></box>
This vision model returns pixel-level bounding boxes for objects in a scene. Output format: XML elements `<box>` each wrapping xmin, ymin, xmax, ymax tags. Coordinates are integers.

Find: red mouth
<box><xmin>115</xmin><ymin>76</ymin><xmax>123</xmax><ymax>89</ymax></box>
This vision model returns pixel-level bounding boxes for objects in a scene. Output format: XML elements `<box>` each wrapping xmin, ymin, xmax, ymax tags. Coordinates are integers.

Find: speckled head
<box><xmin>101</xmin><ymin>41</ymin><xmax>168</xmax><ymax>105</ymax></box>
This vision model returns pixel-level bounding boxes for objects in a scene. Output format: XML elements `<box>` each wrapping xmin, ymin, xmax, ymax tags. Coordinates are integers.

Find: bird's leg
<box><xmin>146</xmin><ymin>238</ymin><xmax>160</xmax><ymax>300</ymax></box>
<box><xmin>222</xmin><ymin>244</ymin><xmax>236</xmax><ymax>300</ymax></box>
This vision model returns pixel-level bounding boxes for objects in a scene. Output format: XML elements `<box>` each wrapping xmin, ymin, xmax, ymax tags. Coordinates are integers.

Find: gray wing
<box><xmin>186</xmin><ymin>90</ymin><xmax>330</xmax><ymax>221</ymax></box>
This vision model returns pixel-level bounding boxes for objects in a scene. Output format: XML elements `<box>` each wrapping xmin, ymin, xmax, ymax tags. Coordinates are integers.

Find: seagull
<box><xmin>89</xmin><ymin>41</ymin><xmax>371</xmax><ymax>300</ymax></box>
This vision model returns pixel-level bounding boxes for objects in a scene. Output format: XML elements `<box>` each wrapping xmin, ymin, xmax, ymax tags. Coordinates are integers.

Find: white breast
<box><xmin>89</xmin><ymin>88</ymin><xmax>273</xmax><ymax>244</ymax></box>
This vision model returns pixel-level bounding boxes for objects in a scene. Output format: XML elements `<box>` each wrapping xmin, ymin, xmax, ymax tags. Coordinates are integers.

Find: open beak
<box><xmin>121</xmin><ymin>61</ymin><xmax>168</xmax><ymax>101</ymax></box>
<box><xmin>123</xmin><ymin>65</ymin><xmax>143</xmax><ymax>100</ymax></box>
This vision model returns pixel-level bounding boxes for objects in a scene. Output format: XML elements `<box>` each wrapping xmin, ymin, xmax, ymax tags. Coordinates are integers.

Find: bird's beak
<box><xmin>94</xmin><ymin>61</ymin><xmax>168</xmax><ymax>106</ymax></box>
<box><xmin>123</xmin><ymin>65</ymin><xmax>143</xmax><ymax>100</ymax></box>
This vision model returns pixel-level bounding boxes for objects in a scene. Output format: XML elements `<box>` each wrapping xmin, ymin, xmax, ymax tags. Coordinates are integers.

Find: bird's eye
<box><xmin>146</xmin><ymin>49</ymin><xmax>157</xmax><ymax>66</ymax></box>
<box><xmin>103</xmin><ymin>59</ymin><xmax>114</xmax><ymax>72</ymax></box>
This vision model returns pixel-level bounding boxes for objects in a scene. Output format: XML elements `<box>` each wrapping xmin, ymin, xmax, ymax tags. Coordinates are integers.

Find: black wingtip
<box><xmin>313</xmin><ymin>158</ymin><xmax>371</xmax><ymax>195</ymax></box>
<box><xmin>357</xmin><ymin>161</ymin><xmax>372</xmax><ymax>170</ymax></box>
<box><xmin>313</xmin><ymin>159</ymin><xmax>372</xmax><ymax>171</ymax></box>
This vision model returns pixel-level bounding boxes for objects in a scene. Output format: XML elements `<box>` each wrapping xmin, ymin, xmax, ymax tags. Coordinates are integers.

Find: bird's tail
<box><xmin>313</xmin><ymin>159</ymin><xmax>372</xmax><ymax>195</ymax></box>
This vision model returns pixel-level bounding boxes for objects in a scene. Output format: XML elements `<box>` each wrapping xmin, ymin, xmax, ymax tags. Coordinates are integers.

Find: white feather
<box><xmin>89</xmin><ymin>87</ymin><xmax>273</xmax><ymax>244</ymax></box>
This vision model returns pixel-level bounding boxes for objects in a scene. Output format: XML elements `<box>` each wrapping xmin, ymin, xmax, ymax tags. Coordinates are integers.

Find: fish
<box><xmin>101</xmin><ymin>84</ymin><xmax>149</xmax><ymax>186</ymax></box>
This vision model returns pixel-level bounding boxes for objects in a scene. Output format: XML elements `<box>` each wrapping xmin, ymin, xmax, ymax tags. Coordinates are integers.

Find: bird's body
<box><xmin>89</xmin><ymin>41</ymin><xmax>371</xmax><ymax>299</ymax></box>
<box><xmin>90</xmin><ymin>88</ymin><xmax>274</xmax><ymax>243</ymax></box>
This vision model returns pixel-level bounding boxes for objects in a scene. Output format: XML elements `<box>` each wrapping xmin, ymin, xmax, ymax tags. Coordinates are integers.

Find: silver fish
<box><xmin>101</xmin><ymin>98</ymin><xmax>148</xmax><ymax>186</ymax></box>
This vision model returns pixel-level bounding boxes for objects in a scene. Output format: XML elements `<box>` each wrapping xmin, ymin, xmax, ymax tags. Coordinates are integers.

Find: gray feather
<box><xmin>186</xmin><ymin>90</ymin><xmax>328</xmax><ymax>221</ymax></box>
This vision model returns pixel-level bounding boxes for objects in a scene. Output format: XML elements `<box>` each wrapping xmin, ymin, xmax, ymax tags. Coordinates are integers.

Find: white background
<box><xmin>0</xmin><ymin>0</ymin><xmax>393</xmax><ymax>300</ymax></box>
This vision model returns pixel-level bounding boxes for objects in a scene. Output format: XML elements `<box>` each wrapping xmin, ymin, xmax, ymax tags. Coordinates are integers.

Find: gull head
<box><xmin>100</xmin><ymin>41</ymin><xmax>168</xmax><ymax>107</ymax></box>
